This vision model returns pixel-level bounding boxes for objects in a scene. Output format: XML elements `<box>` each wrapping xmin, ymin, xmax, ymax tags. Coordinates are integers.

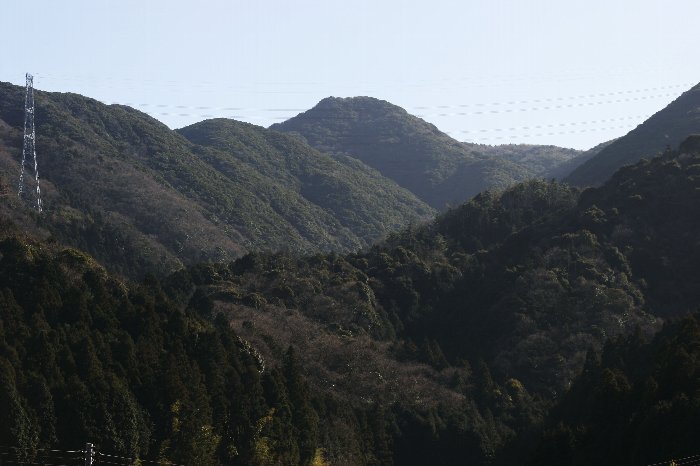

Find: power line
<box><xmin>271</xmin><ymin>116</ymin><xmax>645</xmax><ymax>142</ymax></box>
<box><xmin>28</xmin><ymin>60</ymin><xmax>698</xmax><ymax>91</ymax></box>
<box><xmin>457</xmin><ymin>123</ymin><xmax>639</xmax><ymax>143</ymax></box>
<box><xmin>102</xmin><ymin>83</ymin><xmax>690</xmax><ymax>118</ymax></box>
<box><xmin>457</xmin><ymin>114</ymin><xmax>650</xmax><ymax>134</ymax></box>
<box><xmin>647</xmin><ymin>452</ymin><xmax>700</xmax><ymax>466</ymax></box>
<box><xmin>16</xmin><ymin>73</ymin><xmax>693</xmax><ymax>149</ymax></box>
<box><xmin>412</xmin><ymin>91</ymin><xmax>681</xmax><ymax>119</ymax></box>
<box><xmin>0</xmin><ymin>444</ymin><xmax>185</xmax><ymax>466</ymax></box>
<box><xmin>124</xmin><ymin>91</ymin><xmax>676</xmax><ymax>126</ymax></box>
<box><xmin>20</xmin><ymin>74</ymin><xmax>690</xmax><ymax>148</ymax></box>
<box><xmin>0</xmin><ymin>445</ymin><xmax>84</xmax><ymax>466</ymax></box>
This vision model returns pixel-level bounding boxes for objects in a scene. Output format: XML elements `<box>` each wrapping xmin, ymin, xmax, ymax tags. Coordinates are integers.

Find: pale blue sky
<box><xmin>2</xmin><ymin>0</ymin><xmax>699</xmax><ymax>149</ymax></box>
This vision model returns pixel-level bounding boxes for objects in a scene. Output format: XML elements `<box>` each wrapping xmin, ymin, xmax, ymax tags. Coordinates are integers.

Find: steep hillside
<box><xmin>545</xmin><ymin>138</ymin><xmax>617</xmax><ymax>180</ymax></box>
<box><xmin>0</xmin><ymin>235</ymin><xmax>360</xmax><ymax>466</ymax></box>
<box><xmin>177</xmin><ymin>119</ymin><xmax>433</xmax><ymax>245</ymax></box>
<box><xmin>0</xmin><ymin>82</ymin><xmax>433</xmax><ymax>278</ymax></box>
<box><xmin>528</xmin><ymin>315</ymin><xmax>700</xmax><ymax>466</ymax></box>
<box><xmin>233</xmin><ymin>136</ymin><xmax>700</xmax><ymax>452</ymax></box>
<box><xmin>161</xmin><ymin>137</ymin><xmax>700</xmax><ymax>462</ymax></box>
<box><xmin>272</xmin><ymin>96</ymin><xmax>584</xmax><ymax>208</ymax></box>
<box><xmin>566</xmin><ymin>82</ymin><xmax>700</xmax><ymax>186</ymax></box>
<box><xmin>480</xmin><ymin>143</ymin><xmax>582</xmax><ymax>179</ymax></box>
<box><xmin>3</xmin><ymin>138</ymin><xmax>700</xmax><ymax>465</ymax></box>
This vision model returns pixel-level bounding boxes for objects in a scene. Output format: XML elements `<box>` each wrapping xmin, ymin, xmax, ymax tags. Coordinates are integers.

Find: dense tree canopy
<box><xmin>0</xmin><ymin>81</ymin><xmax>434</xmax><ymax>279</ymax></box>
<box><xmin>2</xmin><ymin>138</ymin><xmax>700</xmax><ymax>464</ymax></box>
<box><xmin>272</xmin><ymin>96</ymin><xmax>588</xmax><ymax>209</ymax></box>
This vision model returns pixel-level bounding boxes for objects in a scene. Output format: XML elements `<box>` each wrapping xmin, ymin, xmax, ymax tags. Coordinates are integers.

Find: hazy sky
<box><xmin>2</xmin><ymin>0</ymin><xmax>700</xmax><ymax>149</ymax></box>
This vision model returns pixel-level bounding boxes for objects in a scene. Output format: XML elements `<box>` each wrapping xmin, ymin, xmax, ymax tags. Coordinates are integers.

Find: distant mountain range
<box><xmin>0</xmin><ymin>82</ymin><xmax>434</xmax><ymax>278</ymax></box>
<box><xmin>272</xmin><ymin>96</ymin><xmax>590</xmax><ymax>209</ymax></box>
<box><xmin>4</xmin><ymin>80</ymin><xmax>697</xmax><ymax>281</ymax></box>
<box><xmin>4</xmin><ymin>135</ymin><xmax>700</xmax><ymax>465</ymax></box>
<box><xmin>173</xmin><ymin>135</ymin><xmax>700</xmax><ymax>463</ymax></box>
<box><xmin>4</xmin><ymin>74</ymin><xmax>700</xmax><ymax>465</ymax></box>
<box><xmin>0</xmin><ymin>82</ymin><xmax>611</xmax><ymax>279</ymax></box>
<box><xmin>566</xmin><ymin>82</ymin><xmax>700</xmax><ymax>186</ymax></box>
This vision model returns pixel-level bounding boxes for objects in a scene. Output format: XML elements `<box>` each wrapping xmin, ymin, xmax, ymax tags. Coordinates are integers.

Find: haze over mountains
<box><xmin>3</xmin><ymin>77</ymin><xmax>700</xmax><ymax>465</ymax></box>
<box><xmin>272</xmin><ymin>96</ymin><xmax>588</xmax><ymax>209</ymax></box>
<box><xmin>0</xmin><ymin>80</ymin><xmax>616</xmax><ymax>279</ymax></box>
<box><xmin>3</xmin><ymin>133</ymin><xmax>700</xmax><ymax>464</ymax></box>
<box><xmin>0</xmin><ymin>82</ymin><xmax>435</xmax><ymax>278</ymax></box>
<box><xmin>567</xmin><ymin>82</ymin><xmax>700</xmax><ymax>186</ymax></box>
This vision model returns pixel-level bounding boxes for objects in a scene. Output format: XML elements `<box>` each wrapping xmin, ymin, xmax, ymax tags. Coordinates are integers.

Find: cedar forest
<box><xmin>1</xmin><ymin>79</ymin><xmax>700</xmax><ymax>466</ymax></box>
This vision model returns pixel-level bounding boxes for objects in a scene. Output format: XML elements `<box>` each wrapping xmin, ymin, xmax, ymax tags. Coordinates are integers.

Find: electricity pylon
<box><xmin>17</xmin><ymin>73</ymin><xmax>43</xmax><ymax>212</ymax></box>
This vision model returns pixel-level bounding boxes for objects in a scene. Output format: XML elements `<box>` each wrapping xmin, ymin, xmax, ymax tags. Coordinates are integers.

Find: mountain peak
<box><xmin>272</xmin><ymin>97</ymin><xmax>584</xmax><ymax>209</ymax></box>
<box><xmin>315</xmin><ymin>95</ymin><xmax>404</xmax><ymax>109</ymax></box>
<box><xmin>0</xmin><ymin>81</ymin><xmax>434</xmax><ymax>278</ymax></box>
<box><xmin>294</xmin><ymin>96</ymin><xmax>414</xmax><ymax>126</ymax></box>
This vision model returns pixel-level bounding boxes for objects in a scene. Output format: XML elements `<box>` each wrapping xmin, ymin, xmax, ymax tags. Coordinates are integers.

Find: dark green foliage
<box><xmin>177</xmin><ymin>118</ymin><xmax>433</xmax><ymax>247</ymax></box>
<box><xmin>575</xmin><ymin>139</ymin><xmax>700</xmax><ymax>314</ymax></box>
<box><xmin>272</xmin><ymin>96</ymin><xmax>585</xmax><ymax>209</ymax></box>
<box><xmin>545</xmin><ymin>138</ymin><xmax>618</xmax><ymax>180</ymax></box>
<box><xmin>528</xmin><ymin>316</ymin><xmax>700</xmax><ymax>466</ymax></box>
<box><xmin>0</xmin><ymin>356</ymin><xmax>37</xmax><ymax>452</ymax></box>
<box><xmin>3</xmin><ymin>137</ymin><xmax>700</xmax><ymax>464</ymax></box>
<box><xmin>0</xmin><ymin>82</ymin><xmax>433</xmax><ymax>279</ymax></box>
<box><xmin>318</xmin><ymin>177</ymin><xmax>655</xmax><ymax>394</ymax></box>
<box><xmin>566</xmin><ymin>82</ymin><xmax>700</xmax><ymax>186</ymax></box>
<box><xmin>283</xmin><ymin>347</ymin><xmax>319</xmax><ymax>465</ymax></box>
<box><xmin>0</xmin><ymin>238</ymin><xmax>321</xmax><ymax>465</ymax></box>
<box><xmin>186</xmin><ymin>140</ymin><xmax>700</xmax><ymax>463</ymax></box>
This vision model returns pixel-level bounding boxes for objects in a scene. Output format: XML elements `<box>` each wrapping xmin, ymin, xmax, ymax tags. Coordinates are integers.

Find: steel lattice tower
<box><xmin>18</xmin><ymin>73</ymin><xmax>43</xmax><ymax>212</ymax></box>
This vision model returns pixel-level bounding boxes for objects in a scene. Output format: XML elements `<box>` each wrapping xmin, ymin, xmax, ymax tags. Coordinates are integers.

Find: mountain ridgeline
<box><xmin>0</xmin><ymin>82</ymin><xmax>434</xmax><ymax>278</ymax></box>
<box><xmin>175</xmin><ymin>118</ymin><xmax>431</xmax><ymax>245</ymax></box>
<box><xmin>566</xmin><ymin>82</ymin><xmax>700</xmax><ymax>186</ymax></box>
<box><xmin>3</xmin><ymin>135</ymin><xmax>700</xmax><ymax>465</ymax></box>
<box><xmin>3</xmin><ymin>78</ymin><xmax>700</xmax><ymax>465</ymax></box>
<box><xmin>272</xmin><ymin>96</ymin><xmax>587</xmax><ymax>209</ymax></box>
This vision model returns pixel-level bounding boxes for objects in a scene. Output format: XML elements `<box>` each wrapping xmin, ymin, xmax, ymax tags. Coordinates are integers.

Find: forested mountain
<box><xmin>165</xmin><ymin>135</ymin><xmax>700</xmax><ymax>463</ymax></box>
<box><xmin>479</xmin><ymin>143</ymin><xmax>583</xmax><ymax>178</ymax></box>
<box><xmin>176</xmin><ymin>119</ymin><xmax>431</xmax><ymax>246</ymax></box>
<box><xmin>272</xmin><ymin>96</ymin><xmax>585</xmax><ymax>209</ymax></box>
<box><xmin>536</xmin><ymin>138</ymin><xmax>617</xmax><ymax>180</ymax></box>
<box><xmin>4</xmin><ymin>136</ymin><xmax>699</xmax><ymax>465</ymax></box>
<box><xmin>528</xmin><ymin>314</ymin><xmax>700</xmax><ymax>465</ymax></box>
<box><xmin>0</xmin><ymin>82</ymin><xmax>433</xmax><ymax>279</ymax></box>
<box><xmin>566</xmin><ymin>82</ymin><xmax>700</xmax><ymax>186</ymax></box>
<box><xmin>0</xmin><ymin>235</ymin><xmax>334</xmax><ymax>466</ymax></box>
